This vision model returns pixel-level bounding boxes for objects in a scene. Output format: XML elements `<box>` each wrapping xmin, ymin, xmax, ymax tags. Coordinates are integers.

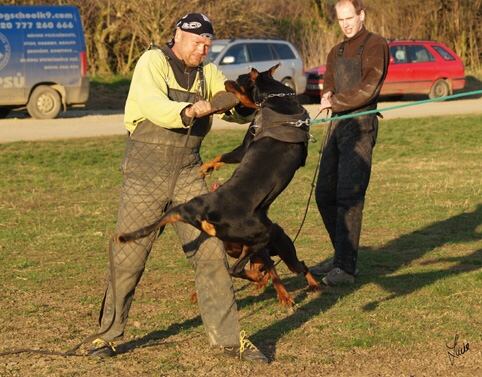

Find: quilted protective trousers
<box><xmin>96</xmin><ymin>122</ymin><xmax>240</xmax><ymax>348</ymax></box>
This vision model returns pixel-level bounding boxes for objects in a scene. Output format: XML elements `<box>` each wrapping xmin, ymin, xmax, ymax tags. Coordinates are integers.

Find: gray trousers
<box><xmin>96</xmin><ymin>136</ymin><xmax>240</xmax><ymax>348</ymax></box>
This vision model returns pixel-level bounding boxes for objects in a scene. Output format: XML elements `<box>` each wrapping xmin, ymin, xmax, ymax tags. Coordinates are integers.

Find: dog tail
<box><xmin>114</xmin><ymin>211</ymin><xmax>183</xmax><ymax>244</ymax></box>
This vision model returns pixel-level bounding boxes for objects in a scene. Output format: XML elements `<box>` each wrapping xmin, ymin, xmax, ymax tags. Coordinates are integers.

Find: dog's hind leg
<box><xmin>256</xmin><ymin>250</ymin><xmax>295</xmax><ymax>307</ymax></box>
<box><xmin>115</xmin><ymin>195</ymin><xmax>216</xmax><ymax>243</ymax></box>
<box><xmin>269</xmin><ymin>224</ymin><xmax>322</xmax><ymax>292</ymax></box>
<box><xmin>228</xmin><ymin>245</ymin><xmax>264</xmax><ymax>282</ymax></box>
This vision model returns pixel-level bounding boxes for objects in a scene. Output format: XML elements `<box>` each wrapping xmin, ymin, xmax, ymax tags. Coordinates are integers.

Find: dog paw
<box><xmin>308</xmin><ymin>283</ymin><xmax>322</xmax><ymax>292</ymax></box>
<box><xmin>113</xmin><ymin>233</ymin><xmax>128</xmax><ymax>244</ymax></box>
<box><xmin>190</xmin><ymin>292</ymin><xmax>198</xmax><ymax>303</ymax></box>
<box><xmin>199</xmin><ymin>161</ymin><xmax>225</xmax><ymax>177</ymax></box>
<box><xmin>198</xmin><ymin>165</ymin><xmax>215</xmax><ymax>177</ymax></box>
<box><xmin>254</xmin><ymin>273</ymin><xmax>270</xmax><ymax>290</ymax></box>
<box><xmin>199</xmin><ymin>168</ymin><xmax>214</xmax><ymax>177</ymax></box>
<box><xmin>278</xmin><ymin>295</ymin><xmax>295</xmax><ymax>307</ymax></box>
<box><xmin>247</xmin><ymin>270</ymin><xmax>265</xmax><ymax>283</ymax></box>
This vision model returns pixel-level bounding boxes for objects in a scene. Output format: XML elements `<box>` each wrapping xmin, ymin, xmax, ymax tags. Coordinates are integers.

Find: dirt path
<box><xmin>1</xmin><ymin>97</ymin><xmax>481</xmax><ymax>143</ymax></box>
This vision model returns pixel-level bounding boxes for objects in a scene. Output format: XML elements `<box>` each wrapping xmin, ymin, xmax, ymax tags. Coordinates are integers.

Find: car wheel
<box><xmin>429</xmin><ymin>79</ymin><xmax>450</xmax><ymax>99</ymax></box>
<box><xmin>0</xmin><ymin>108</ymin><xmax>11</xmax><ymax>119</ymax></box>
<box><xmin>27</xmin><ymin>86</ymin><xmax>62</xmax><ymax>119</ymax></box>
<box><xmin>281</xmin><ymin>78</ymin><xmax>295</xmax><ymax>91</ymax></box>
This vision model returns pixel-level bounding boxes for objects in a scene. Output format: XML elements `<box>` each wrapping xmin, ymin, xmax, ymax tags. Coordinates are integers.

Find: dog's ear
<box><xmin>225</xmin><ymin>80</ymin><xmax>241</xmax><ymax>93</ymax></box>
<box><xmin>249</xmin><ymin>68</ymin><xmax>259</xmax><ymax>82</ymax></box>
<box><xmin>268</xmin><ymin>63</ymin><xmax>280</xmax><ymax>77</ymax></box>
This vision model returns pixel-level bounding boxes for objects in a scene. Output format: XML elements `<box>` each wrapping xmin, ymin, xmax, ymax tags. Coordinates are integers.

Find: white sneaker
<box><xmin>309</xmin><ymin>258</ymin><xmax>334</xmax><ymax>276</ymax></box>
<box><xmin>322</xmin><ymin>268</ymin><xmax>355</xmax><ymax>286</ymax></box>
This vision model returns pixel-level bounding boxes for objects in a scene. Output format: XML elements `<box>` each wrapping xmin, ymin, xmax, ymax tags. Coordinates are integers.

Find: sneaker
<box><xmin>88</xmin><ymin>338</ymin><xmax>116</xmax><ymax>358</ymax></box>
<box><xmin>310</xmin><ymin>258</ymin><xmax>360</xmax><ymax>277</ymax></box>
<box><xmin>322</xmin><ymin>267</ymin><xmax>354</xmax><ymax>286</ymax></box>
<box><xmin>223</xmin><ymin>331</ymin><xmax>268</xmax><ymax>363</ymax></box>
<box><xmin>309</xmin><ymin>258</ymin><xmax>334</xmax><ymax>276</ymax></box>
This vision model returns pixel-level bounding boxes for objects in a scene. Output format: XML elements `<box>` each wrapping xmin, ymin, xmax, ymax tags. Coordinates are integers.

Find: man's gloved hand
<box><xmin>181</xmin><ymin>91</ymin><xmax>241</xmax><ymax>126</ymax></box>
<box><xmin>210</xmin><ymin>91</ymin><xmax>240</xmax><ymax>114</ymax></box>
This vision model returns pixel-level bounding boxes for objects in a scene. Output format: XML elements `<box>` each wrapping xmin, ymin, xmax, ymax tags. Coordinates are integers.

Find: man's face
<box><xmin>172</xmin><ymin>29</ymin><xmax>212</xmax><ymax>67</ymax></box>
<box><xmin>336</xmin><ymin>2</ymin><xmax>365</xmax><ymax>39</ymax></box>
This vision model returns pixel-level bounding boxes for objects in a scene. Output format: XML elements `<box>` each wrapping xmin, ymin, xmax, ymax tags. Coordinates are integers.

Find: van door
<box><xmin>246</xmin><ymin>42</ymin><xmax>275</xmax><ymax>73</ymax></box>
<box><xmin>0</xmin><ymin>21</ymin><xmax>27</xmax><ymax>104</ymax></box>
<box><xmin>218</xmin><ymin>43</ymin><xmax>251</xmax><ymax>79</ymax></box>
<box><xmin>383</xmin><ymin>45</ymin><xmax>412</xmax><ymax>96</ymax></box>
<box><xmin>408</xmin><ymin>45</ymin><xmax>437</xmax><ymax>93</ymax></box>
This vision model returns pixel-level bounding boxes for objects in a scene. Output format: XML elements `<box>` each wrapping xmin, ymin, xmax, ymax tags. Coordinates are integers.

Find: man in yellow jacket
<box><xmin>89</xmin><ymin>13</ymin><xmax>268</xmax><ymax>363</ymax></box>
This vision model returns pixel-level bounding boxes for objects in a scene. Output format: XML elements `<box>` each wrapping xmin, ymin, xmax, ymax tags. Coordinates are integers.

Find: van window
<box><xmin>247</xmin><ymin>43</ymin><xmax>274</xmax><ymax>62</ymax></box>
<box><xmin>410</xmin><ymin>45</ymin><xmax>436</xmax><ymax>63</ymax></box>
<box><xmin>271</xmin><ymin>43</ymin><xmax>295</xmax><ymax>59</ymax></box>
<box><xmin>390</xmin><ymin>45</ymin><xmax>408</xmax><ymax>63</ymax></box>
<box><xmin>432</xmin><ymin>45</ymin><xmax>456</xmax><ymax>61</ymax></box>
<box><xmin>207</xmin><ymin>43</ymin><xmax>226</xmax><ymax>62</ymax></box>
<box><xmin>222</xmin><ymin>44</ymin><xmax>248</xmax><ymax>64</ymax></box>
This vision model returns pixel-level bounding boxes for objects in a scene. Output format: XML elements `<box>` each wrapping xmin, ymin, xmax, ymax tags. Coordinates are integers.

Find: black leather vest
<box><xmin>129</xmin><ymin>50</ymin><xmax>210</xmax><ymax>149</ymax></box>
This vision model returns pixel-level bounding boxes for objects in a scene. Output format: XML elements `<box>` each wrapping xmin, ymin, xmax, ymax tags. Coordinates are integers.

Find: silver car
<box><xmin>206</xmin><ymin>38</ymin><xmax>307</xmax><ymax>95</ymax></box>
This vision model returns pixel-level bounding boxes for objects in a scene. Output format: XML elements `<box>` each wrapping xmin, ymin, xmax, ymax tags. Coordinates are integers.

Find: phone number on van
<box><xmin>0</xmin><ymin>21</ymin><xmax>75</xmax><ymax>29</ymax></box>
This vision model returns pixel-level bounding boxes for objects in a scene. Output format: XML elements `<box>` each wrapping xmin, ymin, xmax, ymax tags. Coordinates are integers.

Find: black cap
<box><xmin>168</xmin><ymin>13</ymin><xmax>214</xmax><ymax>47</ymax></box>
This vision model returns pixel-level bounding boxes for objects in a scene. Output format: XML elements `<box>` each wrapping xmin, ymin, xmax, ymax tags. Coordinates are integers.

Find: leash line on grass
<box><xmin>310</xmin><ymin>90</ymin><xmax>482</xmax><ymax>124</ymax></box>
<box><xmin>290</xmin><ymin>111</ymin><xmax>327</xmax><ymax>246</ymax></box>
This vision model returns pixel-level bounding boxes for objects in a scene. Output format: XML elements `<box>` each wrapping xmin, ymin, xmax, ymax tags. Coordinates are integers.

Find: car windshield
<box><xmin>206</xmin><ymin>43</ymin><xmax>227</xmax><ymax>63</ymax></box>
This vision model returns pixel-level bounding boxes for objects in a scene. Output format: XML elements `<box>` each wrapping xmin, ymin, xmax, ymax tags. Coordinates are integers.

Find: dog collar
<box><xmin>255</xmin><ymin>92</ymin><xmax>296</xmax><ymax>107</ymax></box>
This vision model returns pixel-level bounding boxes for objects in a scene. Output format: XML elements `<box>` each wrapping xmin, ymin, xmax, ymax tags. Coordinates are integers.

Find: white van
<box><xmin>206</xmin><ymin>38</ymin><xmax>307</xmax><ymax>95</ymax></box>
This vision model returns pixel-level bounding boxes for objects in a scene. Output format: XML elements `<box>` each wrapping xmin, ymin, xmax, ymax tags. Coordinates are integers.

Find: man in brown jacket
<box><xmin>311</xmin><ymin>0</ymin><xmax>389</xmax><ymax>285</ymax></box>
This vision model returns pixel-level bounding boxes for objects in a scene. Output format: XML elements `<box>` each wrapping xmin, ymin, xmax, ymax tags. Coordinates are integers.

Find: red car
<box><xmin>304</xmin><ymin>40</ymin><xmax>466</xmax><ymax>100</ymax></box>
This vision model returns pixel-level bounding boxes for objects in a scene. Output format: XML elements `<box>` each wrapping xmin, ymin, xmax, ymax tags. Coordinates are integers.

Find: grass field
<box><xmin>0</xmin><ymin>113</ymin><xmax>481</xmax><ymax>376</ymax></box>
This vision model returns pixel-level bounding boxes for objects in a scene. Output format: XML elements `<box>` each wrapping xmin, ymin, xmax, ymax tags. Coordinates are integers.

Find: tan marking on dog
<box><xmin>201</xmin><ymin>220</ymin><xmax>217</xmax><ymax>236</ymax></box>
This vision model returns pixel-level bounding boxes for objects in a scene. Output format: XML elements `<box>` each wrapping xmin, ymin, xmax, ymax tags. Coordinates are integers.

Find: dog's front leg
<box><xmin>198</xmin><ymin>131</ymin><xmax>252</xmax><ymax>177</ymax></box>
<box><xmin>256</xmin><ymin>249</ymin><xmax>295</xmax><ymax>307</ymax></box>
<box><xmin>199</xmin><ymin>155</ymin><xmax>226</xmax><ymax>177</ymax></box>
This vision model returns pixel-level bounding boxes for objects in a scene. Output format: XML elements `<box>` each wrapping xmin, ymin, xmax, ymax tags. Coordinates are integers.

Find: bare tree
<box><xmin>4</xmin><ymin>0</ymin><xmax>481</xmax><ymax>73</ymax></box>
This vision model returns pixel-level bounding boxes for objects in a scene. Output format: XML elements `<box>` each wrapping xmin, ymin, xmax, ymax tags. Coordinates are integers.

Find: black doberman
<box><xmin>187</xmin><ymin>182</ymin><xmax>321</xmax><ymax>307</ymax></box>
<box><xmin>114</xmin><ymin>65</ymin><xmax>321</xmax><ymax>305</ymax></box>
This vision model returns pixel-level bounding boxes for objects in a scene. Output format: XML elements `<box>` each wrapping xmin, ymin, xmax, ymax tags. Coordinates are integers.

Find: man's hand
<box><xmin>184</xmin><ymin>100</ymin><xmax>214</xmax><ymax>118</ymax></box>
<box><xmin>319</xmin><ymin>91</ymin><xmax>333</xmax><ymax>112</ymax></box>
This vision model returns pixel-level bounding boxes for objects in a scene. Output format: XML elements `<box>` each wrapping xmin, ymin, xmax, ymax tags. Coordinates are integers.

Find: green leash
<box><xmin>310</xmin><ymin>89</ymin><xmax>482</xmax><ymax>124</ymax></box>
